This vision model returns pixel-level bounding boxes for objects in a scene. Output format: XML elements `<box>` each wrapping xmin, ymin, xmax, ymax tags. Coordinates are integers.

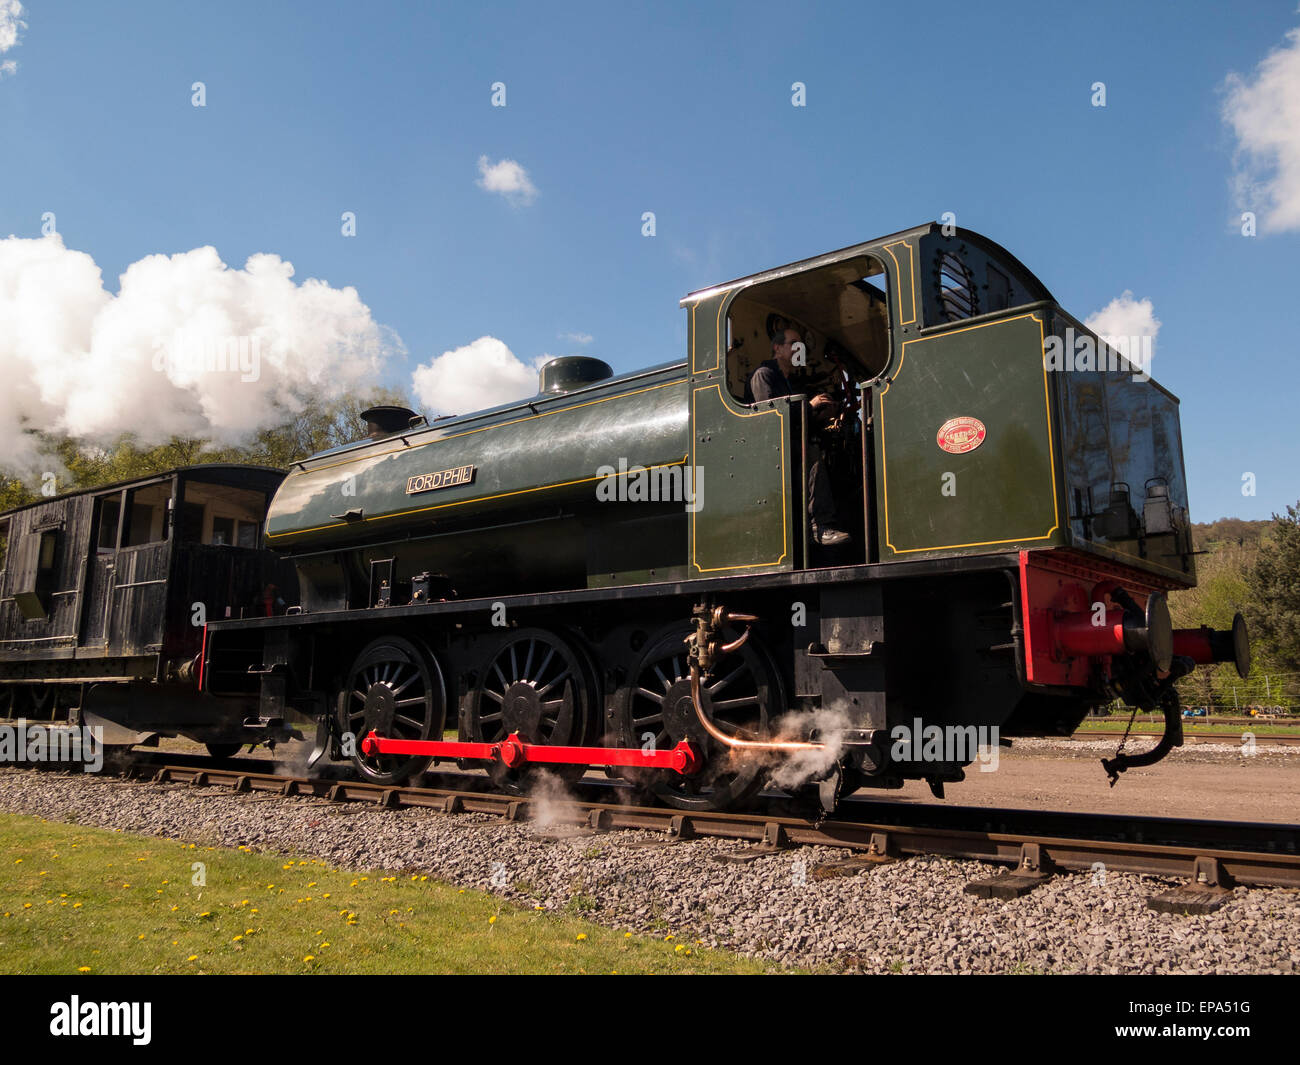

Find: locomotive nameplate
<box><xmin>936</xmin><ymin>417</ymin><xmax>986</xmax><ymax>454</ymax></box>
<box><xmin>406</xmin><ymin>464</ymin><xmax>476</xmax><ymax>494</ymax></box>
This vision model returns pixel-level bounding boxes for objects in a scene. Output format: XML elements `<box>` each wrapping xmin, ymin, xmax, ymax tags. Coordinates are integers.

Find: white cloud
<box><xmin>1223</xmin><ymin>20</ymin><xmax>1300</xmax><ymax>232</ymax></box>
<box><xmin>0</xmin><ymin>0</ymin><xmax>26</xmax><ymax>79</ymax></box>
<box><xmin>559</xmin><ymin>331</ymin><xmax>593</xmax><ymax>345</ymax></box>
<box><xmin>476</xmin><ymin>155</ymin><xmax>538</xmax><ymax>206</ymax></box>
<box><xmin>411</xmin><ymin>336</ymin><xmax>544</xmax><ymax>416</ymax></box>
<box><xmin>0</xmin><ymin>235</ymin><xmax>400</xmax><ymax>478</ymax></box>
<box><xmin>1085</xmin><ymin>290</ymin><xmax>1161</xmax><ymax>345</ymax></box>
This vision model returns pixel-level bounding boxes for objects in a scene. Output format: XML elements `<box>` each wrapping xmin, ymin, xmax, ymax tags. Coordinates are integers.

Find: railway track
<box><xmin>1070</xmin><ymin>730</ymin><xmax>1300</xmax><ymax>747</ymax></box>
<box><xmin>90</xmin><ymin>755</ymin><xmax>1299</xmax><ymax>915</ymax></box>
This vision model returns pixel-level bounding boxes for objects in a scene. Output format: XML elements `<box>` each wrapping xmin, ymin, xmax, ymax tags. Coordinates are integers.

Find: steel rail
<box><xmin>126</xmin><ymin>762</ymin><xmax>1300</xmax><ymax>893</ymax></box>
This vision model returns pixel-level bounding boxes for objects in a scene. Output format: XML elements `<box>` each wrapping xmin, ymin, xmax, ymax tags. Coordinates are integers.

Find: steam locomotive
<box><xmin>0</xmin><ymin>223</ymin><xmax>1249</xmax><ymax>810</ymax></box>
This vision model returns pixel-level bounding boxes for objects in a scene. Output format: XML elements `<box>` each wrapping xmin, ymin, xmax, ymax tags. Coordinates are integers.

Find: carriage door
<box><xmin>80</xmin><ymin>490</ymin><xmax>124</xmax><ymax>647</ymax></box>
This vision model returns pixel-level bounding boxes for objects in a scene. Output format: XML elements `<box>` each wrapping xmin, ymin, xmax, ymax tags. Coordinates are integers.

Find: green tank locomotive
<box><xmin>204</xmin><ymin>222</ymin><xmax>1247</xmax><ymax>810</ymax></box>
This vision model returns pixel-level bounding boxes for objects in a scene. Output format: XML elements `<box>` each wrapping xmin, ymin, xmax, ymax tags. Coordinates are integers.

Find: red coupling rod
<box><xmin>360</xmin><ymin>731</ymin><xmax>702</xmax><ymax>775</ymax></box>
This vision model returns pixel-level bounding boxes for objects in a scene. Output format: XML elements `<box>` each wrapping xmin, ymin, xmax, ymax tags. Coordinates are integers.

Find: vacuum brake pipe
<box><xmin>686</xmin><ymin>604</ymin><xmax>825</xmax><ymax>756</ymax></box>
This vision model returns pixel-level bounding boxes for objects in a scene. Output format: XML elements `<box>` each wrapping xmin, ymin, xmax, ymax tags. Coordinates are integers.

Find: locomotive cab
<box><xmin>719</xmin><ymin>254</ymin><xmax>892</xmax><ymax>566</ymax></box>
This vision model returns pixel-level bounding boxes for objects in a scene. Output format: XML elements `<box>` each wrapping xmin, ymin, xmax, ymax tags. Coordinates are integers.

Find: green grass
<box><xmin>1073</xmin><ymin>720</ymin><xmax>1300</xmax><ymax>737</ymax></box>
<box><xmin>0</xmin><ymin>813</ymin><xmax>779</xmax><ymax>974</ymax></box>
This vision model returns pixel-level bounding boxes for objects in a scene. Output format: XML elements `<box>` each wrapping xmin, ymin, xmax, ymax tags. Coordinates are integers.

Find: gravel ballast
<box><xmin>1</xmin><ymin>766</ymin><xmax>1297</xmax><ymax>974</ymax></box>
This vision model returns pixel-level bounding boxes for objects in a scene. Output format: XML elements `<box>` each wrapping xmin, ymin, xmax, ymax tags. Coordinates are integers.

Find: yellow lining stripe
<box><xmin>881</xmin><ymin>240</ymin><xmax>918</xmax><ymax>326</ymax></box>
<box><xmin>880</xmin><ymin>312</ymin><xmax>1060</xmax><ymax>554</ymax></box>
<box><xmin>689</xmin><ymin>383</ymin><xmax>788</xmax><ymax>572</ymax></box>
<box><xmin>270</xmin><ymin>456</ymin><xmax>690</xmax><ymax>540</ymax></box>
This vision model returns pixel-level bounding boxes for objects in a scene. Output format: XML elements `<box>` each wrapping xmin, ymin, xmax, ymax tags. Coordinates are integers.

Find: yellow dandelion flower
<box><xmin>246</xmin><ymin>929</ymin><xmax>254</xmax><ymax>935</ymax></box>
<box><xmin>233</xmin><ymin>936</ymin><xmax>243</xmax><ymax>942</ymax></box>
<box><xmin>72</xmin><ymin>902</ymin><xmax>82</xmax><ymax>909</ymax></box>
<box><xmin>187</xmin><ymin>955</ymin><xmax>198</xmax><ymax>962</ymax></box>
<box><xmin>77</xmin><ymin>966</ymin><xmax>90</xmax><ymax>972</ymax></box>
<box><xmin>664</xmin><ymin>934</ymin><xmax>674</xmax><ymax>941</ymax></box>
<box><xmin>23</xmin><ymin>903</ymin><xmax>32</xmax><ymax>909</ymax></box>
<box><xmin>137</xmin><ymin>934</ymin><xmax>145</xmax><ymax>940</ymax></box>
<box><xmin>199</xmin><ymin>911</ymin><xmax>211</xmax><ymax>918</ymax></box>
<box><xmin>250</xmin><ymin>908</ymin><xmax>259</xmax><ymax>915</ymax></box>
<box><xmin>624</xmin><ymin>932</ymin><xmax>632</xmax><ymax>938</ymax></box>
<box><xmin>303</xmin><ymin>955</ymin><xmax>315</xmax><ymax>962</ymax></box>
<box><xmin>323</xmin><ymin>893</ymin><xmax>330</xmax><ymax>899</ymax></box>
<box><xmin>577</xmin><ymin>933</ymin><xmax>587</xmax><ymax>941</ymax></box>
<box><xmin>488</xmin><ymin>915</ymin><xmax>497</xmax><ymax>924</ymax></box>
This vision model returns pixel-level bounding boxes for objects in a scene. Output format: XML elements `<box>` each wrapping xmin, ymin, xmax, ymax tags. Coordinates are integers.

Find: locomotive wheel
<box><xmin>614</xmin><ymin>625</ymin><xmax>781</xmax><ymax>811</ymax></box>
<box><xmin>343</xmin><ymin>636</ymin><xmax>445</xmax><ymax>785</ymax></box>
<box><xmin>464</xmin><ymin>628</ymin><xmax>594</xmax><ymax>796</ymax></box>
<box><xmin>205</xmin><ymin>742</ymin><xmax>244</xmax><ymax>760</ymax></box>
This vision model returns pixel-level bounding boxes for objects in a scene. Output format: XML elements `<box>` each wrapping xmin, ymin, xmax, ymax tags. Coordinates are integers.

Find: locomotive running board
<box><xmin>360</xmin><ymin>731</ymin><xmax>702</xmax><ymax>775</ymax></box>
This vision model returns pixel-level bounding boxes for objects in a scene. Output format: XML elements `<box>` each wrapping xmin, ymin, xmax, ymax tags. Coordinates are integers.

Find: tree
<box><xmin>1246</xmin><ymin>502</ymin><xmax>1300</xmax><ymax>677</ymax></box>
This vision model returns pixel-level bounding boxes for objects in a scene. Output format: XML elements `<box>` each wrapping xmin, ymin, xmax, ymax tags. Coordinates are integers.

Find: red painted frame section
<box><xmin>1018</xmin><ymin>549</ymin><xmax>1168</xmax><ymax>687</ymax></box>
<box><xmin>361</xmin><ymin>731</ymin><xmax>702</xmax><ymax>775</ymax></box>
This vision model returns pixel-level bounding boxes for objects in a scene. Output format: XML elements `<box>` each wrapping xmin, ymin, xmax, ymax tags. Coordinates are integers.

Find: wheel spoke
<box><xmin>710</xmin><ymin>695</ymin><xmax>759</xmax><ymax>714</ymax></box>
<box><xmin>632</xmin><ymin>713</ymin><xmax>663</xmax><ymax>729</ymax></box>
<box><xmin>479</xmin><ymin>712</ymin><xmax>503</xmax><ymax>723</ymax></box>
<box><xmin>394</xmin><ymin>714</ymin><xmax>424</xmax><ymax>731</ymax></box>
<box><xmin>652</xmin><ymin>664</ymin><xmax>672</xmax><ymax>692</ymax></box>
<box><xmin>536</xmin><ymin>669</ymin><xmax>570</xmax><ymax>698</ymax></box>
<box><xmin>534</xmin><ymin>646</ymin><xmax>556</xmax><ymax>683</ymax></box>
<box><xmin>636</xmin><ymin>686</ymin><xmax>664</xmax><ymax>705</ymax></box>
<box><xmin>482</xmin><ymin>688</ymin><xmax>504</xmax><ymax>705</ymax></box>
<box><xmin>707</xmin><ymin>664</ymin><xmax>748</xmax><ymax>698</ymax></box>
<box><xmin>522</xmin><ymin>639</ymin><xmax>536</xmax><ymax>680</ymax></box>
<box><xmin>492</xmin><ymin>662</ymin><xmax>509</xmax><ymax>691</ymax></box>
<box><xmin>394</xmin><ymin>696</ymin><xmax>427</xmax><ymax>708</ymax></box>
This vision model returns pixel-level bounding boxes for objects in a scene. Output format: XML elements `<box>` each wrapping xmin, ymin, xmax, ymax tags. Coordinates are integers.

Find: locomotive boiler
<box><xmin>199</xmin><ymin>222</ymin><xmax>1247</xmax><ymax>810</ymax></box>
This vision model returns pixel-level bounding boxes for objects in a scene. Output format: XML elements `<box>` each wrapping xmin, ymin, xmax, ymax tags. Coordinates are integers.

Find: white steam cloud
<box><xmin>411</xmin><ymin>335</ymin><xmax>546</xmax><ymax>417</ymax></box>
<box><xmin>0</xmin><ymin>0</ymin><xmax>25</xmax><ymax>78</ymax></box>
<box><xmin>1223</xmin><ymin>19</ymin><xmax>1300</xmax><ymax>233</ymax></box>
<box><xmin>476</xmin><ymin>155</ymin><xmax>539</xmax><ymax>207</ymax></box>
<box><xmin>0</xmin><ymin>235</ymin><xmax>399</xmax><ymax>478</ymax></box>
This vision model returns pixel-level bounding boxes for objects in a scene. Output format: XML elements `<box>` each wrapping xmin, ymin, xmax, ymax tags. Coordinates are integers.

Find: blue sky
<box><xmin>1</xmin><ymin>0</ymin><xmax>1298</xmax><ymax>521</ymax></box>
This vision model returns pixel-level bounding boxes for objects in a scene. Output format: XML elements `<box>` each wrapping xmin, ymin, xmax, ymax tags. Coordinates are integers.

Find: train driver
<box><xmin>744</xmin><ymin>326</ymin><xmax>849</xmax><ymax>547</ymax></box>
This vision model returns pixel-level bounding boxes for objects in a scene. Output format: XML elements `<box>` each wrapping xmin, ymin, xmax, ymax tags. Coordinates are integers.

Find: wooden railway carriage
<box><xmin>0</xmin><ymin>464</ymin><xmax>297</xmax><ymax>751</ymax></box>
<box><xmin>201</xmin><ymin>223</ymin><xmax>1247</xmax><ymax>808</ymax></box>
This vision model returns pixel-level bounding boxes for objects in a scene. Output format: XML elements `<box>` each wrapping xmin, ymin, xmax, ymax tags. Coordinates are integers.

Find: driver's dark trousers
<box><xmin>807</xmin><ymin>441</ymin><xmax>837</xmax><ymax>526</ymax></box>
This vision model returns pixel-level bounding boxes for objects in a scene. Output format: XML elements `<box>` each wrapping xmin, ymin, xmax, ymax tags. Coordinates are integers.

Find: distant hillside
<box><xmin>1191</xmin><ymin>518</ymin><xmax>1269</xmax><ymax>552</ymax></box>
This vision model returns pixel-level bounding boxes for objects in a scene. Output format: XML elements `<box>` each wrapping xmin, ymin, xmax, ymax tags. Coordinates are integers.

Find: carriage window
<box><xmin>180</xmin><ymin>481</ymin><xmax>268</xmax><ymax>546</ymax></box>
<box><xmin>96</xmin><ymin>496</ymin><xmax>122</xmax><ymax>551</ymax></box>
<box><xmin>121</xmin><ymin>483</ymin><xmax>172</xmax><ymax>547</ymax></box>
